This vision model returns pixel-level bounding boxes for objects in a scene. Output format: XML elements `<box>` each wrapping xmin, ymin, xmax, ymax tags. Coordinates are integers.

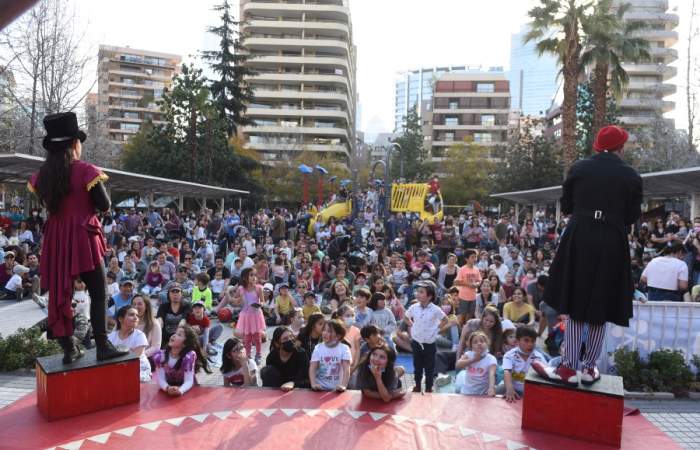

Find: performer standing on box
<box><xmin>533</xmin><ymin>125</ymin><xmax>642</xmax><ymax>386</ymax></box>
<box><xmin>28</xmin><ymin>112</ymin><xmax>129</xmax><ymax>364</ymax></box>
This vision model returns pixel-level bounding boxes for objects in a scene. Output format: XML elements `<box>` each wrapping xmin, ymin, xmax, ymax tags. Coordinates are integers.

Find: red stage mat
<box><xmin>0</xmin><ymin>384</ymin><xmax>678</xmax><ymax>450</ymax></box>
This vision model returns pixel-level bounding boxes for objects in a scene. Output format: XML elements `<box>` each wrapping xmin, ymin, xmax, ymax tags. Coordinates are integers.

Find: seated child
<box><xmin>192</xmin><ymin>273</ymin><xmax>214</xmax><ymax>311</ymax></box>
<box><xmin>142</xmin><ymin>261</ymin><xmax>164</xmax><ymax>296</ymax></box>
<box><xmin>154</xmin><ymin>325</ymin><xmax>212</xmax><ymax>396</ymax></box>
<box><xmin>309</xmin><ymin>319</ymin><xmax>351</xmax><ymax>392</ymax></box>
<box><xmin>288</xmin><ymin>307</ymin><xmax>304</xmax><ymax>336</ymax></box>
<box><xmin>221</xmin><ymin>337</ymin><xmax>258</xmax><ymax>387</ymax></box>
<box><xmin>497</xmin><ymin>326</ymin><xmax>544</xmax><ymax>402</ymax></box>
<box><xmin>106</xmin><ymin>272</ymin><xmax>119</xmax><ymax>298</ymax></box>
<box><xmin>274</xmin><ymin>283</ymin><xmax>295</xmax><ymax>325</ymax></box>
<box><xmin>186</xmin><ymin>301</ymin><xmax>223</xmax><ymax>355</ymax></box>
<box><xmin>356</xmin><ymin>344</ymin><xmax>407</xmax><ymax>402</ymax></box>
<box><xmin>211</xmin><ymin>270</ymin><xmax>226</xmax><ymax>302</ymax></box>
<box><xmin>456</xmin><ymin>331</ymin><xmax>497</xmax><ymax>396</ymax></box>
<box><xmin>302</xmin><ymin>291</ymin><xmax>322</xmax><ymax>321</ymax></box>
<box><xmin>354</xmin><ymin>288</ymin><xmax>374</xmax><ymax>329</ymax></box>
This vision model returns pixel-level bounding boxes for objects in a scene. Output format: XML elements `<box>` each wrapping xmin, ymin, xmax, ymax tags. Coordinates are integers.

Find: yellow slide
<box><xmin>307</xmin><ymin>200</ymin><xmax>352</xmax><ymax>235</ymax></box>
<box><xmin>391</xmin><ymin>183</ymin><xmax>443</xmax><ymax>222</ymax></box>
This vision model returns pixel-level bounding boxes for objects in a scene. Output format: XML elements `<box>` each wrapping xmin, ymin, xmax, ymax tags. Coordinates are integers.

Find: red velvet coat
<box><xmin>28</xmin><ymin>161</ymin><xmax>108</xmax><ymax>337</ymax></box>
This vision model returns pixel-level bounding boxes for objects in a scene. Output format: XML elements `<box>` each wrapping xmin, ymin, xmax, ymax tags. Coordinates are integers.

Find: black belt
<box><xmin>573</xmin><ymin>209</ymin><xmax>622</xmax><ymax>222</ymax></box>
<box><xmin>647</xmin><ymin>286</ymin><xmax>680</xmax><ymax>294</ymax></box>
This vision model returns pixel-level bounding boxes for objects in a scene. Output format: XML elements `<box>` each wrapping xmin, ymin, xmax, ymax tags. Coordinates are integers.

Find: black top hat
<box><xmin>42</xmin><ymin>112</ymin><xmax>87</xmax><ymax>151</ymax></box>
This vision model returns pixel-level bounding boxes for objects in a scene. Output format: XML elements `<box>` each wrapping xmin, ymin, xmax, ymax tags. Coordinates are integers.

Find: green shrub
<box><xmin>0</xmin><ymin>327</ymin><xmax>61</xmax><ymax>372</ymax></box>
<box><xmin>614</xmin><ymin>347</ymin><xmax>694</xmax><ymax>395</ymax></box>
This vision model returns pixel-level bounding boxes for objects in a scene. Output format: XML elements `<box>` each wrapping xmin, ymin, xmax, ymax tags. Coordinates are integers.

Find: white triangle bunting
<box><xmin>436</xmin><ymin>422</ymin><xmax>453</xmax><ymax>432</ymax></box>
<box><xmin>391</xmin><ymin>415</ymin><xmax>410</xmax><ymax>424</ymax></box>
<box><xmin>259</xmin><ymin>409</ymin><xmax>277</xmax><ymax>417</ymax></box>
<box><xmin>302</xmin><ymin>408</ymin><xmax>321</xmax><ymax>417</ymax></box>
<box><xmin>413</xmin><ymin>418</ymin><xmax>430</xmax><ymax>427</ymax></box>
<box><xmin>481</xmin><ymin>433</ymin><xmax>501</xmax><ymax>443</ymax></box>
<box><xmin>281</xmin><ymin>408</ymin><xmax>299</xmax><ymax>417</ymax></box>
<box><xmin>506</xmin><ymin>441</ymin><xmax>528</xmax><ymax>450</ymax></box>
<box><xmin>324</xmin><ymin>409</ymin><xmax>341</xmax><ymax>418</ymax></box>
<box><xmin>139</xmin><ymin>420</ymin><xmax>162</xmax><ymax>431</ymax></box>
<box><xmin>59</xmin><ymin>440</ymin><xmax>84</xmax><ymax>450</ymax></box>
<box><xmin>87</xmin><ymin>433</ymin><xmax>111</xmax><ymax>445</ymax></box>
<box><xmin>236</xmin><ymin>409</ymin><xmax>256</xmax><ymax>418</ymax></box>
<box><xmin>213</xmin><ymin>410</ymin><xmax>233</xmax><ymax>420</ymax></box>
<box><xmin>114</xmin><ymin>426</ymin><xmax>137</xmax><ymax>437</ymax></box>
<box><xmin>165</xmin><ymin>416</ymin><xmax>187</xmax><ymax>427</ymax></box>
<box><xmin>346</xmin><ymin>410</ymin><xmax>366</xmax><ymax>420</ymax></box>
<box><xmin>190</xmin><ymin>413</ymin><xmax>210</xmax><ymax>423</ymax></box>
<box><xmin>459</xmin><ymin>426</ymin><xmax>477</xmax><ymax>437</ymax></box>
<box><xmin>369</xmin><ymin>412</ymin><xmax>387</xmax><ymax>421</ymax></box>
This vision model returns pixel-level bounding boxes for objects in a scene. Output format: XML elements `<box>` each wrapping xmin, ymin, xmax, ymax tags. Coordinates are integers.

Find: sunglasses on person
<box><xmin>170</xmin><ymin>288</ymin><xmax>182</xmax><ymax>293</ymax></box>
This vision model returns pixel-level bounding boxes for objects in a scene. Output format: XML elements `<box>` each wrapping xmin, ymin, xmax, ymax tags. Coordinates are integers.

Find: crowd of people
<box><xmin>2</xmin><ymin>180</ymin><xmax>698</xmax><ymax>400</ymax></box>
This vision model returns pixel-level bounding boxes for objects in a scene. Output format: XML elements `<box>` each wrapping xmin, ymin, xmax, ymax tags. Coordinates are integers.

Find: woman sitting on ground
<box><xmin>108</xmin><ymin>305</ymin><xmax>152</xmax><ymax>382</ymax></box>
<box><xmin>296</xmin><ymin>312</ymin><xmax>325</xmax><ymax>356</ymax></box>
<box><xmin>153</xmin><ymin>325</ymin><xmax>211</xmax><ymax>397</ymax></box>
<box><xmin>221</xmin><ymin>337</ymin><xmax>258</xmax><ymax>387</ymax></box>
<box><xmin>356</xmin><ymin>344</ymin><xmax>406</xmax><ymax>402</ymax></box>
<box><xmin>261</xmin><ymin>326</ymin><xmax>310</xmax><ymax>391</ymax></box>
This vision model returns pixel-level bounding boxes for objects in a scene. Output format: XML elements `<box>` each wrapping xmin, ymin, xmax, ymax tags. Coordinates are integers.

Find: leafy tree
<box><xmin>496</xmin><ymin>118</ymin><xmax>563</xmax><ymax>192</ymax></box>
<box><xmin>525</xmin><ymin>0</ymin><xmax>595</xmax><ymax>171</ymax></box>
<box><xmin>440</xmin><ymin>142</ymin><xmax>494</xmax><ymax>205</ymax></box>
<box><xmin>576</xmin><ymin>81</ymin><xmax>620</xmax><ymax>157</ymax></box>
<box><xmin>580</xmin><ymin>0</ymin><xmax>649</xmax><ymax>136</ymax></box>
<box><xmin>201</xmin><ymin>0</ymin><xmax>256</xmax><ymax>138</ymax></box>
<box><xmin>391</xmin><ymin>105</ymin><xmax>429</xmax><ymax>181</ymax></box>
<box><xmin>121</xmin><ymin>63</ymin><xmax>259</xmax><ymax>195</ymax></box>
<box><xmin>623</xmin><ymin>113</ymin><xmax>700</xmax><ymax>173</ymax></box>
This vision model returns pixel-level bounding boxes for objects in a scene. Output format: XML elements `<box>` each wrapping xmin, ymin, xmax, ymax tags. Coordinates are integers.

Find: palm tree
<box><xmin>525</xmin><ymin>0</ymin><xmax>595</xmax><ymax>172</ymax></box>
<box><xmin>580</xmin><ymin>0</ymin><xmax>650</xmax><ymax>137</ymax></box>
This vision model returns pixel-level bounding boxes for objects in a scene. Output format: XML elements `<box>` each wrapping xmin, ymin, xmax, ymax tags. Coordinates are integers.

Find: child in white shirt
<box><xmin>456</xmin><ymin>331</ymin><xmax>497</xmax><ymax>396</ymax></box>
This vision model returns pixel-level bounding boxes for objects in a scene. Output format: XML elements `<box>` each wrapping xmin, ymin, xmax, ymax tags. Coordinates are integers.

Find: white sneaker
<box><xmin>435</xmin><ymin>373</ymin><xmax>451</xmax><ymax>387</ymax></box>
<box><xmin>32</xmin><ymin>293</ymin><xmax>47</xmax><ymax>309</ymax></box>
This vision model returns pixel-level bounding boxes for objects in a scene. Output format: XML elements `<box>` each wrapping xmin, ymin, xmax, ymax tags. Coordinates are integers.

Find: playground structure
<box><xmin>307</xmin><ymin>182</ymin><xmax>443</xmax><ymax>235</ymax></box>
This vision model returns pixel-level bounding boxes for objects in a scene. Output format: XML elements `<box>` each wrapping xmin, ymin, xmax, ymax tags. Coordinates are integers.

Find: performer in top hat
<box><xmin>28</xmin><ymin>112</ymin><xmax>129</xmax><ymax>364</ymax></box>
<box><xmin>533</xmin><ymin>125</ymin><xmax>643</xmax><ymax>386</ymax></box>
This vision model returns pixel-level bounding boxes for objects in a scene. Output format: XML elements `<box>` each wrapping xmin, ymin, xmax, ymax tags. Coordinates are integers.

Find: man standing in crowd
<box><xmin>641</xmin><ymin>241</ymin><xmax>688</xmax><ymax>302</ymax></box>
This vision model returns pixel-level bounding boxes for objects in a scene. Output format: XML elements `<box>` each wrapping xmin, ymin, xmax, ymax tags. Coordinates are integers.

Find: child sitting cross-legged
<box><xmin>497</xmin><ymin>326</ymin><xmax>545</xmax><ymax>402</ymax></box>
<box><xmin>456</xmin><ymin>331</ymin><xmax>497</xmax><ymax>396</ymax></box>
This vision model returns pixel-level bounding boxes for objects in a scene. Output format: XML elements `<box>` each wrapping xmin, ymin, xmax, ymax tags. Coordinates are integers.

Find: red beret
<box><xmin>593</xmin><ymin>125</ymin><xmax>629</xmax><ymax>152</ymax></box>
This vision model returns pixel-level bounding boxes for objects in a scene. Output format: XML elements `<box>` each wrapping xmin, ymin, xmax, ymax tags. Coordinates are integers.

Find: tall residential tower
<box><xmin>239</xmin><ymin>0</ymin><xmax>357</xmax><ymax>164</ymax></box>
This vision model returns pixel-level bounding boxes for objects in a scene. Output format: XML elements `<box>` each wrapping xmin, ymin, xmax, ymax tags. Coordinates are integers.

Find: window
<box><xmin>474</xmin><ymin>132</ymin><xmax>492</xmax><ymax>143</ymax></box>
<box><xmin>445</xmin><ymin>132</ymin><xmax>455</xmax><ymax>142</ymax></box>
<box><xmin>449</xmin><ymin>101</ymin><xmax>459</xmax><ymax>110</ymax></box>
<box><xmin>445</xmin><ymin>116</ymin><xmax>459</xmax><ymax>126</ymax></box>
<box><xmin>122</xmin><ymin>78</ymin><xmax>135</xmax><ymax>85</ymax></box>
<box><xmin>476</xmin><ymin>83</ymin><xmax>495</xmax><ymax>93</ymax></box>
<box><xmin>121</xmin><ymin>123</ymin><xmax>140</xmax><ymax>132</ymax></box>
<box><xmin>280</xmin><ymin>120</ymin><xmax>299</xmax><ymax>127</ymax></box>
<box><xmin>124</xmin><ymin>112</ymin><xmax>139</xmax><ymax>119</ymax></box>
<box><xmin>481</xmin><ymin>115</ymin><xmax>495</xmax><ymax>126</ymax></box>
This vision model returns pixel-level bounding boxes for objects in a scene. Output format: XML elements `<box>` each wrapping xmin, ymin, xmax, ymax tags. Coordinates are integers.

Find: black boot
<box><xmin>58</xmin><ymin>336</ymin><xmax>84</xmax><ymax>364</ymax></box>
<box><xmin>94</xmin><ymin>334</ymin><xmax>129</xmax><ymax>361</ymax></box>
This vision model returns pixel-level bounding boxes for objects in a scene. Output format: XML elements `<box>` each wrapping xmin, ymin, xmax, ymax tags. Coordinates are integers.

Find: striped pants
<box><xmin>562</xmin><ymin>319</ymin><xmax>606</xmax><ymax>370</ymax></box>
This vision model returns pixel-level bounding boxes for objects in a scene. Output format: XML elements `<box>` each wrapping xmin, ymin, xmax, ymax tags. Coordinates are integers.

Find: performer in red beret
<box><xmin>533</xmin><ymin>125</ymin><xmax>643</xmax><ymax>386</ymax></box>
<box><xmin>28</xmin><ymin>112</ymin><xmax>129</xmax><ymax>364</ymax></box>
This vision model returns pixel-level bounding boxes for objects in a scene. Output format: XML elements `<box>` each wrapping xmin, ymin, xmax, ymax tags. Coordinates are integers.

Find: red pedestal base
<box><xmin>522</xmin><ymin>368</ymin><xmax>624</xmax><ymax>448</ymax></box>
<box><xmin>36</xmin><ymin>349</ymin><xmax>140</xmax><ymax>421</ymax></box>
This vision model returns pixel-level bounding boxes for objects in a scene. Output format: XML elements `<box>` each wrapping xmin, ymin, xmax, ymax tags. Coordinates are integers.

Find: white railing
<box><xmin>600</xmin><ymin>301</ymin><xmax>700</xmax><ymax>372</ymax></box>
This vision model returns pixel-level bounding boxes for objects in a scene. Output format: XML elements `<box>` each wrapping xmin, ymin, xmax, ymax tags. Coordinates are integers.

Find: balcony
<box><xmin>248</xmin><ymin>72</ymin><xmax>352</xmax><ymax>94</ymax></box>
<box><xmin>432</xmin><ymin>124</ymin><xmax>509</xmax><ymax>131</ymax></box>
<box><xmin>622</xmin><ymin>64</ymin><xmax>677</xmax><ymax>80</ymax></box>
<box><xmin>431</xmin><ymin>140</ymin><xmax>504</xmax><ymax>147</ymax></box>
<box><xmin>246</xmin><ymin>55</ymin><xmax>350</xmax><ymax>72</ymax></box>
<box><xmin>246</xmin><ymin>141</ymin><xmax>348</xmax><ymax>154</ymax></box>
<box><xmin>242</xmin><ymin>124</ymin><xmax>349</xmax><ymax>140</ymax></box>
<box><xmin>633</xmin><ymin>29</ymin><xmax>679</xmax><ymax>47</ymax></box>
<box><xmin>623</xmin><ymin>12</ymin><xmax>679</xmax><ymax>25</ymax></box>
<box><xmin>109</xmin><ymin>81</ymin><xmax>163</xmax><ymax>91</ymax></box>
<box><xmin>647</xmin><ymin>46</ymin><xmax>679</xmax><ymax>62</ymax></box>
<box><xmin>619</xmin><ymin>98</ymin><xmax>675</xmax><ymax>112</ymax></box>
<box><xmin>107</xmin><ymin>69</ymin><xmax>171</xmax><ymax>81</ymax></box>
<box><xmin>625</xmin><ymin>81</ymin><xmax>676</xmax><ymax>95</ymax></box>
<box><xmin>432</xmin><ymin>108</ymin><xmax>510</xmax><ymax>115</ymax></box>
<box><xmin>433</xmin><ymin>91</ymin><xmax>510</xmax><ymax>98</ymax></box>
<box><xmin>618</xmin><ymin>115</ymin><xmax>656</xmax><ymax>126</ymax></box>
<box><xmin>244</xmin><ymin>37</ymin><xmax>349</xmax><ymax>57</ymax></box>
<box><xmin>242</xmin><ymin>2</ymin><xmax>350</xmax><ymax>21</ymax></box>
<box><xmin>246</xmin><ymin>107</ymin><xmax>349</xmax><ymax>122</ymax></box>
<box><xmin>243</xmin><ymin>19</ymin><xmax>349</xmax><ymax>38</ymax></box>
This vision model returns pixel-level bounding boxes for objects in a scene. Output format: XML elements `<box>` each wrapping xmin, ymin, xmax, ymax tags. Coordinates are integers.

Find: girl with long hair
<box><xmin>296</xmin><ymin>312</ymin><xmax>325</xmax><ymax>356</ymax></box>
<box><xmin>132</xmin><ymin>294</ymin><xmax>161</xmax><ymax>359</ymax></box>
<box><xmin>261</xmin><ymin>326</ymin><xmax>310</xmax><ymax>391</ymax></box>
<box><xmin>28</xmin><ymin>112</ymin><xmax>127</xmax><ymax>363</ymax></box>
<box><xmin>109</xmin><ymin>306</ymin><xmax>151</xmax><ymax>382</ymax></box>
<box><xmin>234</xmin><ymin>268</ymin><xmax>267</xmax><ymax>364</ymax></box>
<box><xmin>154</xmin><ymin>325</ymin><xmax>211</xmax><ymax>397</ymax></box>
<box><xmin>356</xmin><ymin>345</ymin><xmax>406</xmax><ymax>402</ymax></box>
<box><xmin>457</xmin><ymin>306</ymin><xmax>503</xmax><ymax>358</ymax></box>
<box><xmin>220</xmin><ymin>337</ymin><xmax>258</xmax><ymax>387</ymax></box>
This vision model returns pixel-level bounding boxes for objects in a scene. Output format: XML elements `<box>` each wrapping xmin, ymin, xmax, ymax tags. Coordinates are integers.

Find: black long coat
<box><xmin>543</xmin><ymin>152</ymin><xmax>643</xmax><ymax>326</ymax></box>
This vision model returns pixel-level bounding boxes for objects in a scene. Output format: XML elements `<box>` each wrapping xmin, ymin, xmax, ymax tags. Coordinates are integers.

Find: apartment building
<box><xmin>95</xmin><ymin>45</ymin><xmax>181</xmax><ymax>149</ymax></box>
<box><xmin>425</xmin><ymin>72</ymin><xmax>510</xmax><ymax>160</ymax></box>
<box><xmin>617</xmin><ymin>0</ymin><xmax>679</xmax><ymax>127</ymax></box>
<box><xmin>239</xmin><ymin>0</ymin><xmax>358</xmax><ymax>165</ymax></box>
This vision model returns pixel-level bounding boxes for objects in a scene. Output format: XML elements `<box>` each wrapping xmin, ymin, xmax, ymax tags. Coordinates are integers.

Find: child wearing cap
<box><xmin>302</xmin><ymin>291</ymin><xmax>322</xmax><ymax>321</ymax></box>
<box><xmin>187</xmin><ymin>301</ymin><xmax>223</xmax><ymax>356</ymax></box>
<box><xmin>274</xmin><ymin>284</ymin><xmax>295</xmax><ymax>325</ymax></box>
<box><xmin>1</xmin><ymin>264</ymin><xmax>29</xmax><ymax>300</ymax></box>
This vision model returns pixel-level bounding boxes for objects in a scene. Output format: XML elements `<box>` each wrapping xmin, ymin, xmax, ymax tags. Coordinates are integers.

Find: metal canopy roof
<box><xmin>491</xmin><ymin>166</ymin><xmax>700</xmax><ymax>205</ymax></box>
<box><xmin>0</xmin><ymin>153</ymin><xmax>249</xmax><ymax>198</ymax></box>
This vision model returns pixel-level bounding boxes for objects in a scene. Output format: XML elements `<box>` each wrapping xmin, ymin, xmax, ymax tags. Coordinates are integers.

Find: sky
<box><xmin>72</xmin><ymin>0</ymin><xmax>694</xmax><ymax>140</ymax></box>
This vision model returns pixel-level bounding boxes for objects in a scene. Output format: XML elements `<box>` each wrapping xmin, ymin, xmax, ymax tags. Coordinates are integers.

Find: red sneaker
<box><xmin>580</xmin><ymin>366</ymin><xmax>601</xmax><ymax>385</ymax></box>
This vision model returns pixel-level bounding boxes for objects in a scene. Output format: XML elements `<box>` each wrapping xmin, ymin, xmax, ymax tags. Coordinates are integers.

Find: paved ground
<box><xmin>0</xmin><ymin>299</ymin><xmax>45</xmax><ymax>337</ymax></box>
